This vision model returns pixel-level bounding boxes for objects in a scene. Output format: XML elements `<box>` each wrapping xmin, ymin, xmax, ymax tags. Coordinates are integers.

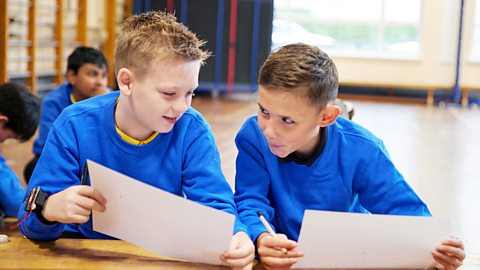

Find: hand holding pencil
<box><xmin>256</xmin><ymin>212</ymin><xmax>304</xmax><ymax>269</ymax></box>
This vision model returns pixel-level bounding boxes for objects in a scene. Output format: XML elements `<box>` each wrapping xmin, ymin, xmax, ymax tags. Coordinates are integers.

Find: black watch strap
<box><xmin>34</xmin><ymin>189</ymin><xmax>49</xmax><ymax>211</ymax></box>
<box><xmin>26</xmin><ymin>187</ymin><xmax>48</xmax><ymax>212</ymax></box>
<box><xmin>25</xmin><ymin>187</ymin><xmax>55</xmax><ymax>224</ymax></box>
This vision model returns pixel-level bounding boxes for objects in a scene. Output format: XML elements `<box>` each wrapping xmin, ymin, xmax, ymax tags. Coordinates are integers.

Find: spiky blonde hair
<box><xmin>115</xmin><ymin>11</ymin><xmax>210</xmax><ymax>78</ymax></box>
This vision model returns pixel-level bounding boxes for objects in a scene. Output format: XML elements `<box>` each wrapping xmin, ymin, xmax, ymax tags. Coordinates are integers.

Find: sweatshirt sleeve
<box><xmin>0</xmin><ymin>160</ymin><xmax>25</xmax><ymax>217</ymax></box>
<box><xmin>233</xmin><ymin>119</ymin><xmax>275</xmax><ymax>242</ymax></box>
<box><xmin>181</xmin><ymin>119</ymin><xmax>249</xmax><ymax>236</ymax></box>
<box><xmin>354</xmin><ymin>140</ymin><xmax>431</xmax><ymax>216</ymax></box>
<box><xmin>33</xmin><ymin>94</ymin><xmax>64</xmax><ymax>155</ymax></box>
<box><xmin>19</xmin><ymin>122</ymin><xmax>81</xmax><ymax>240</ymax></box>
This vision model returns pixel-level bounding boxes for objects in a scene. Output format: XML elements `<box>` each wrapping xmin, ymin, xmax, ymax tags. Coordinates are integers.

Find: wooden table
<box><xmin>2</xmin><ymin>218</ymin><xmax>479</xmax><ymax>269</ymax></box>
<box><xmin>0</xmin><ymin>217</ymin><xmax>22</xmax><ymax>237</ymax></box>
<box><xmin>0</xmin><ymin>236</ymin><xmax>233</xmax><ymax>269</ymax></box>
<box><xmin>0</xmin><ymin>217</ymin><xmax>231</xmax><ymax>269</ymax></box>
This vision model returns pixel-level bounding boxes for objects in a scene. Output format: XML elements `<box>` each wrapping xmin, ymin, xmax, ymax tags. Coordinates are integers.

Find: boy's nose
<box><xmin>263</xmin><ymin>123</ymin><xmax>277</xmax><ymax>140</ymax></box>
<box><xmin>173</xmin><ymin>99</ymin><xmax>188</xmax><ymax>113</ymax></box>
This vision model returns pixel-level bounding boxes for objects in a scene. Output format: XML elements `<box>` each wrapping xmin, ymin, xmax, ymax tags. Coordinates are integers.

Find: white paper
<box><xmin>293</xmin><ymin>210</ymin><xmax>449</xmax><ymax>269</ymax></box>
<box><xmin>87</xmin><ymin>160</ymin><xmax>235</xmax><ymax>265</ymax></box>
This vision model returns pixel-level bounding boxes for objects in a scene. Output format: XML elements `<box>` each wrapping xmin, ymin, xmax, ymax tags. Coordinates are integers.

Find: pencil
<box><xmin>76</xmin><ymin>162</ymin><xmax>90</xmax><ymax>227</ymax></box>
<box><xmin>257</xmin><ymin>211</ymin><xmax>288</xmax><ymax>254</ymax></box>
<box><xmin>80</xmin><ymin>162</ymin><xmax>89</xmax><ymax>185</ymax></box>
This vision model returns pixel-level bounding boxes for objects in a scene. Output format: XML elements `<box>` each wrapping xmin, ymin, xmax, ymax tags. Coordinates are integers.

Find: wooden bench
<box><xmin>339</xmin><ymin>82</ymin><xmax>448</xmax><ymax>106</ymax></box>
<box><xmin>461</xmin><ymin>86</ymin><xmax>479</xmax><ymax>107</ymax></box>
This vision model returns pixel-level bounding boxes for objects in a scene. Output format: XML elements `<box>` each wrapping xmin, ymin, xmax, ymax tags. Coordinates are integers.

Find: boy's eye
<box><xmin>163</xmin><ymin>92</ymin><xmax>175</xmax><ymax>96</ymax></box>
<box><xmin>282</xmin><ymin>117</ymin><xmax>294</xmax><ymax>124</ymax></box>
<box><xmin>259</xmin><ymin>108</ymin><xmax>269</xmax><ymax>115</ymax></box>
<box><xmin>186</xmin><ymin>91</ymin><xmax>195</xmax><ymax>97</ymax></box>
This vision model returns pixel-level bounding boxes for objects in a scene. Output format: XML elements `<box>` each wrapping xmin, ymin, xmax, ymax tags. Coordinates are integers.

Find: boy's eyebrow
<box><xmin>257</xmin><ymin>102</ymin><xmax>268</xmax><ymax>111</ymax></box>
<box><xmin>85</xmin><ymin>66</ymin><xmax>102</xmax><ymax>72</ymax></box>
<box><xmin>257</xmin><ymin>102</ymin><xmax>293</xmax><ymax>119</ymax></box>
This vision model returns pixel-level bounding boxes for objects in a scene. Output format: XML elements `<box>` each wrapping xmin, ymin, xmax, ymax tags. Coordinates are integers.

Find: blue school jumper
<box><xmin>33</xmin><ymin>83</ymin><xmax>73</xmax><ymax>155</ymax></box>
<box><xmin>234</xmin><ymin>116</ymin><xmax>431</xmax><ymax>242</ymax></box>
<box><xmin>19</xmin><ymin>91</ymin><xmax>247</xmax><ymax>240</ymax></box>
<box><xmin>0</xmin><ymin>155</ymin><xmax>25</xmax><ymax>217</ymax></box>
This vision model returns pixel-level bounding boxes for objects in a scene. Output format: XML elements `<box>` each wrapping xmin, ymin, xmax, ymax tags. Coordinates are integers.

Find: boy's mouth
<box><xmin>266</xmin><ymin>140</ymin><xmax>283</xmax><ymax>148</ymax></box>
<box><xmin>163</xmin><ymin>116</ymin><xmax>178</xmax><ymax>124</ymax></box>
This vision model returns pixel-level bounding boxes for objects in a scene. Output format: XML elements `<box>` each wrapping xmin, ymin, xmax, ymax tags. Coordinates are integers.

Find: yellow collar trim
<box><xmin>69</xmin><ymin>93</ymin><xmax>77</xmax><ymax>104</ymax></box>
<box><xmin>114</xmin><ymin>97</ymin><xmax>158</xmax><ymax>145</ymax></box>
<box><xmin>115</xmin><ymin>126</ymin><xmax>158</xmax><ymax>145</ymax></box>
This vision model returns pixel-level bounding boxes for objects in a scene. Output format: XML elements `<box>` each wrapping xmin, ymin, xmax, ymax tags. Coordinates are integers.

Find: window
<box><xmin>273</xmin><ymin>0</ymin><xmax>422</xmax><ymax>58</ymax></box>
<box><xmin>471</xmin><ymin>0</ymin><xmax>480</xmax><ymax>61</ymax></box>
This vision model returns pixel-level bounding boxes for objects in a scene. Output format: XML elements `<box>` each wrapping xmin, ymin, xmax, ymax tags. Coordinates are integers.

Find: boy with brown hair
<box><xmin>18</xmin><ymin>11</ymin><xmax>254</xmax><ymax>269</ymax></box>
<box><xmin>234</xmin><ymin>43</ymin><xmax>464</xmax><ymax>269</ymax></box>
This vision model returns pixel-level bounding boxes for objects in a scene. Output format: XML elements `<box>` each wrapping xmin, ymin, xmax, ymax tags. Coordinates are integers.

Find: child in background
<box><xmin>24</xmin><ymin>46</ymin><xmax>109</xmax><ymax>183</ymax></box>
<box><xmin>18</xmin><ymin>11</ymin><xmax>254</xmax><ymax>269</ymax></box>
<box><xmin>334</xmin><ymin>98</ymin><xmax>354</xmax><ymax>120</ymax></box>
<box><xmin>0</xmin><ymin>82</ymin><xmax>40</xmax><ymax>218</ymax></box>
<box><xmin>234</xmin><ymin>43</ymin><xmax>464</xmax><ymax>270</ymax></box>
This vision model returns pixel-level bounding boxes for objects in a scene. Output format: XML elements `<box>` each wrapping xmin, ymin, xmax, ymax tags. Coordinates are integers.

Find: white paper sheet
<box><xmin>87</xmin><ymin>160</ymin><xmax>235</xmax><ymax>265</ymax></box>
<box><xmin>293</xmin><ymin>210</ymin><xmax>449</xmax><ymax>269</ymax></box>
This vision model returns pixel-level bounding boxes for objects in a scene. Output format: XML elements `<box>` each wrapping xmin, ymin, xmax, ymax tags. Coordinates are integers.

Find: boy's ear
<box><xmin>117</xmin><ymin>68</ymin><xmax>133</xmax><ymax>96</ymax></box>
<box><xmin>66</xmin><ymin>70</ymin><xmax>77</xmax><ymax>85</ymax></box>
<box><xmin>319</xmin><ymin>104</ymin><xmax>341</xmax><ymax>127</ymax></box>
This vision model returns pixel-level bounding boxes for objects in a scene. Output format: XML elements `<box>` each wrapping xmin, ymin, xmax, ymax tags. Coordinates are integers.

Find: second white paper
<box><xmin>87</xmin><ymin>160</ymin><xmax>235</xmax><ymax>265</ymax></box>
<box><xmin>293</xmin><ymin>210</ymin><xmax>449</xmax><ymax>269</ymax></box>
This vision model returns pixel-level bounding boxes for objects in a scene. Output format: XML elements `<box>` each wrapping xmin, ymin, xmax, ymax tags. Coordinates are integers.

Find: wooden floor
<box><xmin>1</xmin><ymin>94</ymin><xmax>479</xmax><ymax>256</ymax></box>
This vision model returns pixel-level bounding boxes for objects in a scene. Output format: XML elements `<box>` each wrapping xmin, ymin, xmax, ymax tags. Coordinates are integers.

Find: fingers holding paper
<box><xmin>42</xmin><ymin>185</ymin><xmax>107</xmax><ymax>224</ymax></box>
<box><xmin>220</xmin><ymin>231</ymin><xmax>255</xmax><ymax>270</ymax></box>
<box><xmin>257</xmin><ymin>232</ymin><xmax>304</xmax><ymax>269</ymax></box>
<box><xmin>431</xmin><ymin>237</ymin><xmax>465</xmax><ymax>270</ymax></box>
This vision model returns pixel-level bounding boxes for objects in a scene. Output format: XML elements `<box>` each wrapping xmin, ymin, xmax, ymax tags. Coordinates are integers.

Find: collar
<box><xmin>279</xmin><ymin>127</ymin><xmax>327</xmax><ymax>167</ymax></box>
<box><xmin>69</xmin><ymin>93</ymin><xmax>77</xmax><ymax>104</ymax></box>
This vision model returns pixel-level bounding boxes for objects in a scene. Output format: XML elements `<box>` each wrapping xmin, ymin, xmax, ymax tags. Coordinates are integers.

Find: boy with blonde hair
<box><xmin>234</xmin><ymin>43</ymin><xmax>464</xmax><ymax>269</ymax></box>
<box><xmin>19</xmin><ymin>11</ymin><xmax>254</xmax><ymax>269</ymax></box>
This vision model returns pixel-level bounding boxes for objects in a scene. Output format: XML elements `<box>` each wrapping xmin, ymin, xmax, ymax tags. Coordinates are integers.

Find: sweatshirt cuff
<box><xmin>250</xmin><ymin>224</ymin><xmax>269</xmax><ymax>243</ymax></box>
<box><xmin>233</xmin><ymin>218</ymin><xmax>251</xmax><ymax>238</ymax></box>
<box><xmin>20</xmin><ymin>212</ymin><xmax>65</xmax><ymax>241</ymax></box>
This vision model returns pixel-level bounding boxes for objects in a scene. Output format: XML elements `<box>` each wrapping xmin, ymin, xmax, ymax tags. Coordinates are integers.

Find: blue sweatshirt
<box><xmin>234</xmin><ymin>116</ymin><xmax>431</xmax><ymax>242</ymax></box>
<box><xmin>19</xmin><ymin>91</ymin><xmax>247</xmax><ymax>240</ymax></box>
<box><xmin>0</xmin><ymin>155</ymin><xmax>25</xmax><ymax>217</ymax></box>
<box><xmin>33</xmin><ymin>83</ymin><xmax>73</xmax><ymax>155</ymax></box>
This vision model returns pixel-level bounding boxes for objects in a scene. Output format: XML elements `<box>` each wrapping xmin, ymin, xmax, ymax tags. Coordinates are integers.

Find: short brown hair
<box><xmin>115</xmin><ymin>11</ymin><xmax>210</xmax><ymax>78</ymax></box>
<box><xmin>258</xmin><ymin>43</ymin><xmax>338</xmax><ymax>110</ymax></box>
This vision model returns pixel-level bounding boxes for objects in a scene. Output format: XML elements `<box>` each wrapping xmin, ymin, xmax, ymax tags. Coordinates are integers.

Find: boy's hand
<box><xmin>220</xmin><ymin>231</ymin><xmax>255</xmax><ymax>270</ymax></box>
<box><xmin>42</xmin><ymin>185</ymin><xmax>106</xmax><ymax>224</ymax></box>
<box><xmin>257</xmin><ymin>232</ymin><xmax>304</xmax><ymax>270</ymax></box>
<box><xmin>431</xmin><ymin>237</ymin><xmax>465</xmax><ymax>270</ymax></box>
